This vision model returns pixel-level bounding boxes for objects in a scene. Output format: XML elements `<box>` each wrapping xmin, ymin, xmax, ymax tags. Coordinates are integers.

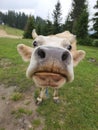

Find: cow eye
<box><xmin>67</xmin><ymin>45</ymin><xmax>72</xmax><ymax>51</ymax></box>
<box><xmin>33</xmin><ymin>41</ymin><xmax>38</xmax><ymax>47</ymax></box>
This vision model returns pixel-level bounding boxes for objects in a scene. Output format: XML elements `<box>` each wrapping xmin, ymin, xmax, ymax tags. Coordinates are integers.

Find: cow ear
<box><xmin>17</xmin><ymin>44</ymin><xmax>33</xmax><ymax>62</ymax></box>
<box><xmin>73</xmin><ymin>50</ymin><xmax>86</xmax><ymax>67</ymax></box>
<box><xmin>32</xmin><ymin>29</ymin><xmax>38</xmax><ymax>39</ymax></box>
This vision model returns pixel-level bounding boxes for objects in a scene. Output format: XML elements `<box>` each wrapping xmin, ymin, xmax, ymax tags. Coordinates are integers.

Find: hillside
<box><xmin>0</xmin><ymin>25</ymin><xmax>23</xmax><ymax>38</ymax></box>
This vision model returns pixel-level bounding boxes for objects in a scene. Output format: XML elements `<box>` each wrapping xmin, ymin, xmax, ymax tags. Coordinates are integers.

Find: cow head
<box><xmin>17</xmin><ymin>30</ymin><xmax>85</xmax><ymax>88</ymax></box>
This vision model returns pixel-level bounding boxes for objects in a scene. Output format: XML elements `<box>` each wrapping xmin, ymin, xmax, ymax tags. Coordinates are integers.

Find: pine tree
<box><xmin>93</xmin><ymin>0</ymin><xmax>98</xmax><ymax>38</ymax></box>
<box><xmin>52</xmin><ymin>0</ymin><xmax>62</xmax><ymax>34</ymax></box>
<box><xmin>35</xmin><ymin>16</ymin><xmax>47</xmax><ymax>35</ymax></box>
<box><xmin>63</xmin><ymin>14</ymin><xmax>73</xmax><ymax>32</ymax></box>
<box><xmin>23</xmin><ymin>16</ymin><xmax>35</xmax><ymax>39</ymax></box>
<box><xmin>72</xmin><ymin>0</ymin><xmax>86</xmax><ymax>34</ymax></box>
<box><xmin>64</xmin><ymin>0</ymin><xmax>88</xmax><ymax>35</ymax></box>
<box><xmin>76</xmin><ymin>4</ymin><xmax>89</xmax><ymax>38</ymax></box>
<box><xmin>7</xmin><ymin>11</ymin><xmax>16</xmax><ymax>27</ymax></box>
<box><xmin>45</xmin><ymin>19</ymin><xmax>53</xmax><ymax>35</ymax></box>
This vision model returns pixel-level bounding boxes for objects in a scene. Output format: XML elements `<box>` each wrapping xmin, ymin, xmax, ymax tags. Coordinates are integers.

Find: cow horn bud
<box><xmin>32</xmin><ymin>29</ymin><xmax>38</xmax><ymax>39</ymax></box>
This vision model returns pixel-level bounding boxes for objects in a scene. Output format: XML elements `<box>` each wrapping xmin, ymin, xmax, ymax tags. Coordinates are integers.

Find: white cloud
<box><xmin>0</xmin><ymin>0</ymin><xmax>97</xmax><ymax>22</ymax></box>
<box><xmin>88</xmin><ymin>0</ymin><xmax>97</xmax><ymax>17</ymax></box>
<box><xmin>15</xmin><ymin>9</ymin><xmax>35</xmax><ymax>16</ymax></box>
<box><xmin>0</xmin><ymin>9</ymin><xmax>35</xmax><ymax>16</ymax></box>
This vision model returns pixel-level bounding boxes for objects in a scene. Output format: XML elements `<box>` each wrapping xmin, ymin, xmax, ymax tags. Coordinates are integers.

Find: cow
<box><xmin>17</xmin><ymin>30</ymin><xmax>85</xmax><ymax>104</ymax></box>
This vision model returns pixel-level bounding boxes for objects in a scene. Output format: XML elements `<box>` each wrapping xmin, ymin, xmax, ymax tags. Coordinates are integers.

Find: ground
<box><xmin>0</xmin><ymin>30</ymin><xmax>22</xmax><ymax>39</ymax></box>
<box><xmin>0</xmin><ymin>84</ymin><xmax>44</xmax><ymax>130</ymax></box>
<box><xmin>0</xmin><ymin>31</ymin><xmax>44</xmax><ymax>130</ymax></box>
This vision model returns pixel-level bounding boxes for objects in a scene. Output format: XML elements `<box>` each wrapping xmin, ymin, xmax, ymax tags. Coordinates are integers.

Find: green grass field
<box><xmin>0</xmin><ymin>25</ymin><xmax>23</xmax><ymax>36</ymax></box>
<box><xmin>0</xmin><ymin>37</ymin><xmax>98</xmax><ymax>130</ymax></box>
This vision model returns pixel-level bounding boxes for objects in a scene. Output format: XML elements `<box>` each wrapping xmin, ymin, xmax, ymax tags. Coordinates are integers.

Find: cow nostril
<box><xmin>62</xmin><ymin>51</ymin><xmax>69</xmax><ymax>61</ymax></box>
<box><xmin>37</xmin><ymin>48</ymin><xmax>46</xmax><ymax>59</ymax></box>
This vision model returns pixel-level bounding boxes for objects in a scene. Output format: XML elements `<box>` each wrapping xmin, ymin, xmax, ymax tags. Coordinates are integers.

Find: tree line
<box><xmin>0</xmin><ymin>0</ymin><xmax>98</xmax><ymax>46</ymax></box>
<box><xmin>0</xmin><ymin>11</ymin><xmax>28</xmax><ymax>30</ymax></box>
<box><xmin>24</xmin><ymin>0</ymin><xmax>89</xmax><ymax>39</ymax></box>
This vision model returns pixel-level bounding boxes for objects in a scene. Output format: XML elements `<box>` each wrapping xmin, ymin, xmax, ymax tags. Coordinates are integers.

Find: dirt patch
<box><xmin>0</xmin><ymin>29</ymin><xmax>22</xmax><ymax>39</ymax></box>
<box><xmin>88</xmin><ymin>58</ymin><xmax>96</xmax><ymax>63</ymax></box>
<box><xmin>0</xmin><ymin>58</ymin><xmax>12</xmax><ymax>68</ymax></box>
<box><xmin>88</xmin><ymin>57</ymin><xmax>98</xmax><ymax>66</ymax></box>
<box><xmin>0</xmin><ymin>84</ymin><xmax>44</xmax><ymax>130</ymax></box>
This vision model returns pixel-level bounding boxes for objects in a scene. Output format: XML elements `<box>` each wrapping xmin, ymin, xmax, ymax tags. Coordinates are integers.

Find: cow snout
<box><xmin>27</xmin><ymin>46</ymin><xmax>74</xmax><ymax>87</ymax></box>
<box><xmin>35</xmin><ymin>46</ymin><xmax>71</xmax><ymax>64</ymax></box>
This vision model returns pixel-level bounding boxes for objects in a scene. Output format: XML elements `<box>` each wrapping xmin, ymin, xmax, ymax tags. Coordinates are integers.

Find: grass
<box><xmin>0</xmin><ymin>37</ymin><xmax>98</xmax><ymax>130</ymax></box>
<box><xmin>0</xmin><ymin>38</ymin><xmax>33</xmax><ymax>92</ymax></box>
<box><xmin>11</xmin><ymin>92</ymin><xmax>23</xmax><ymax>101</ymax></box>
<box><xmin>0</xmin><ymin>25</ymin><xmax>23</xmax><ymax>36</ymax></box>
<box><xmin>0</xmin><ymin>128</ymin><xmax>5</xmax><ymax>130</ymax></box>
<box><xmin>11</xmin><ymin>107</ymin><xmax>33</xmax><ymax>118</ymax></box>
<box><xmin>32</xmin><ymin>119</ymin><xmax>41</xmax><ymax>128</ymax></box>
<box><xmin>38</xmin><ymin>45</ymin><xmax>98</xmax><ymax>130</ymax></box>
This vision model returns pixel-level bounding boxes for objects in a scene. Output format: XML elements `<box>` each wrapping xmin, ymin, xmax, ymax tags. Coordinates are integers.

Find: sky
<box><xmin>0</xmin><ymin>0</ymin><xmax>97</xmax><ymax>22</ymax></box>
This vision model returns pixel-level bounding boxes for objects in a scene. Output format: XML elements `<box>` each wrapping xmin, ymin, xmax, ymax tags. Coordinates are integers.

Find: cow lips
<box><xmin>33</xmin><ymin>72</ymin><xmax>66</xmax><ymax>87</ymax></box>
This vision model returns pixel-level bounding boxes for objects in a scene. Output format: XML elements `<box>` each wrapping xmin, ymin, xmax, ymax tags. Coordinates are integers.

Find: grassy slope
<box><xmin>0</xmin><ymin>25</ymin><xmax>23</xmax><ymax>36</ymax></box>
<box><xmin>0</xmin><ymin>38</ymin><xmax>98</xmax><ymax>130</ymax></box>
<box><xmin>0</xmin><ymin>38</ymin><xmax>32</xmax><ymax>92</ymax></box>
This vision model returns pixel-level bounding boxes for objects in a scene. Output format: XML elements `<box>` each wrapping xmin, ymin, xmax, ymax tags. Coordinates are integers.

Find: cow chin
<box><xmin>32</xmin><ymin>72</ymin><xmax>67</xmax><ymax>88</ymax></box>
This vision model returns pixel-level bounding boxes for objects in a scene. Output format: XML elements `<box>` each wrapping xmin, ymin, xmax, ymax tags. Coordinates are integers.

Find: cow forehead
<box><xmin>35</xmin><ymin>35</ymin><xmax>70</xmax><ymax>47</ymax></box>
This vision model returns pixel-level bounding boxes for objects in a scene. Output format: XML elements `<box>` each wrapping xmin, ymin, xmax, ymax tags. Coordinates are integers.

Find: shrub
<box><xmin>77</xmin><ymin>37</ymin><xmax>93</xmax><ymax>46</ymax></box>
<box><xmin>92</xmin><ymin>39</ymin><xmax>98</xmax><ymax>47</ymax></box>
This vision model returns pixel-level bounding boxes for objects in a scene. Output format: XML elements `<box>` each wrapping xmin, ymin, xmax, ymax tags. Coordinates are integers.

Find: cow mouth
<box><xmin>33</xmin><ymin>72</ymin><xmax>67</xmax><ymax>88</ymax></box>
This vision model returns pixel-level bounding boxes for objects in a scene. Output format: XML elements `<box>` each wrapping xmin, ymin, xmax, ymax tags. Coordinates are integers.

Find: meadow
<box><xmin>0</xmin><ymin>25</ymin><xmax>23</xmax><ymax>36</ymax></box>
<box><xmin>0</xmin><ymin>36</ymin><xmax>98</xmax><ymax>130</ymax></box>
